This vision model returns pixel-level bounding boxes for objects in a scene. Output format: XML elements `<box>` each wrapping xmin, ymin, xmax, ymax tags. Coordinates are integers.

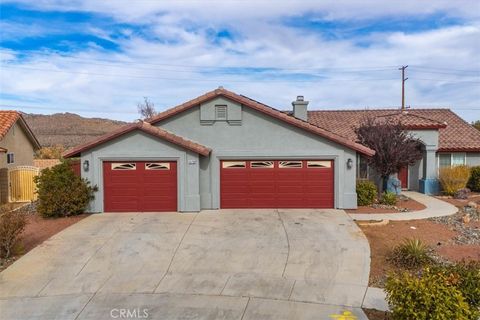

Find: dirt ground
<box><xmin>0</xmin><ymin>212</ymin><xmax>89</xmax><ymax>272</ymax></box>
<box><xmin>346</xmin><ymin>197</ymin><xmax>426</xmax><ymax>214</ymax></box>
<box><xmin>363</xmin><ymin>308</ymin><xmax>391</xmax><ymax>320</ymax></box>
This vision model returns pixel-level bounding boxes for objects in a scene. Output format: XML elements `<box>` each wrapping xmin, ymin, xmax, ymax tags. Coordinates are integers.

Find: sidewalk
<box><xmin>349</xmin><ymin>191</ymin><xmax>458</xmax><ymax>221</ymax></box>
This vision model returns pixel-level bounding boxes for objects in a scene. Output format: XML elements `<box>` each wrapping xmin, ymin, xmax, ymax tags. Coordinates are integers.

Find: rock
<box><xmin>462</xmin><ymin>215</ymin><xmax>471</xmax><ymax>224</ymax></box>
<box><xmin>454</xmin><ymin>188</ymin><xmax>470</xmax><ymax>199</ymax></box>
<box><xmin>467</xmin><ymin>201</ymin><xmax>477</xmax><ymax>208</ymax></box>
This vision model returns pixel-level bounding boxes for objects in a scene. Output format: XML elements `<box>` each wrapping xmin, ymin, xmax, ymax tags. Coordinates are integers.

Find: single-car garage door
<box><xmin>103</xmin><ymin>161</ymin><xmax>177</xmax><ymax>212</ymax></box>
<box><xmin>220</xmin><ymin>160</ymin><xmax>334</xmax><ymax>208</ymax></box>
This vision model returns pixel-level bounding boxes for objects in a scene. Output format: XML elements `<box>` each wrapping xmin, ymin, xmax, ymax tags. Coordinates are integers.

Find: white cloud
<box><xmin>0</xmin><ymin>1</ymin><xmax>479</xmax><ymax>122</ymax></box>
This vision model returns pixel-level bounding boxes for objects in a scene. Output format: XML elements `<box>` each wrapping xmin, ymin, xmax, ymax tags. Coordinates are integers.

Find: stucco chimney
<box><xmin>292</xmin><ymin>95</ymin><xmax>309</xmax><ymax>121</ymax></box>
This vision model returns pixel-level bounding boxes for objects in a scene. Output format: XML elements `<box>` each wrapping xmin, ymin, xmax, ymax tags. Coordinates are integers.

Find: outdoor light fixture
<box><xmin>347</xmin><ymin>158</ymin><xmax>353</xmax><ymax>169</ymax></box>
<box><xmin>83</xmin><ymin>160</ymin><xmax>89</xmax><ymax>171</ymax></box>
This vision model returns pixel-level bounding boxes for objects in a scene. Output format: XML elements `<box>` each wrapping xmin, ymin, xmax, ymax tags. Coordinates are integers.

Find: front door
<box><xmin>398</xmin><ymin>166</ymin><xmax>408</xmax><ymax>189</ymax></box>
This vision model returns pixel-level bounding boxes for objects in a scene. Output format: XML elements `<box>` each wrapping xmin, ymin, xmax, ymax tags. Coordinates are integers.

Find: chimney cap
<box><xmin>296</xmin><ymin>95</ymin><xmax>304</xmax><ymax>101</ymax></box>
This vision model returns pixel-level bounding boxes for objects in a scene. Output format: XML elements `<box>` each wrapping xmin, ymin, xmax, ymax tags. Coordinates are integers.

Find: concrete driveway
<box><xmin>0</xmin><ymin>209</ymin><xmax>370</xmax><ymax>320</ymax></box>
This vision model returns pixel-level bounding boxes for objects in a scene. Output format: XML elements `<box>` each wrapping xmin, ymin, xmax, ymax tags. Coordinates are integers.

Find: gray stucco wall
<box><xmin>156</xmin><ymin>97</ymin><xmax>358</xmax><ymax>209</ymax></box>
<box><xmin>81</xmin><ymin>131</ymin><xmax>200</xmax><ymax>212</ymax></box>
<box><xmin>467</xmin><ymin>153</ymin><xmax>480</xmax><ymax>166</ymax></box>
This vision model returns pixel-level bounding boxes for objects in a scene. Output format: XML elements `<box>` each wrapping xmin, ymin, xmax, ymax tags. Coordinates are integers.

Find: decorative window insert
<box><xmin>279</xmin><ymin>161</ymin><xmax>302</xmax><ymax>168</ymax></box>
<box><xmin>6</xmin><ymin>153</ymin><xmax>14</xmax><ymax>164</ymax></box>
<box><xmin>215</xmin><ymin>105</ymin><xmax>227</xmax><ymax>120</ymax></box>
<box><xmin>222</xmin><ymin>161</ymin><xmax>246</xmax><ymax>168</ymax></box>
<box><xmin>250</xmin><ymin>161</ymin><xmax>274</xmax><ymax>168</ymax></box>
<box><xmin>111</xmin><ymin>163</ymin><xmax>136</xmax><ymax>170</ymax></box>
<box><xmin>307</xmin><ymin>161</ymin><xmax>331</xmax><ymax>168</ymax></box>
<box><xmin>145</xmin><ymin>163</ymin><xmax>170</xmax><ymax>170</ymax></box>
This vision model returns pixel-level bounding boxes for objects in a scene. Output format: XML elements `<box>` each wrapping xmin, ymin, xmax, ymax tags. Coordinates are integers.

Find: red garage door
<box><xmin>220</xmin><ymin>160</ymin><xmax>334</xmax><ymax>209</ymax></box>
<box><xmin>103</xmin><ymin>161</ymin><xmax>177</xmax><ymax>212</ymax></box>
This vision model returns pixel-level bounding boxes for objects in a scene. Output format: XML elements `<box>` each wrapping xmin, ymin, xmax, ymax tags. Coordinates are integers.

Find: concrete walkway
<box><xmin>349</xmin><ymin>191</ymin><xmax>458</xmax><ymax>221</ymax></box>
<box><xmin>0</xmin><ymin>209</ymin><xmax>371</xmax><ymax>320</ymax></box>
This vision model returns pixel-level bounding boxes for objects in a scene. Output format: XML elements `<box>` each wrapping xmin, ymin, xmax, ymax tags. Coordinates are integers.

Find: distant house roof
<box><xmin>148</xmin><ymin>88</ymin><xmax>375</xmax><ymax>156</ymax></box>
<box><xmin>63</xmin><ymin>121</ymin><xmax>212</xmax><ymax>158</ymax></box>
<box><xmin>308</xmin><ymin>109</ymin><xmax>480</xmax><ymax>152</ymax></box>
<box><xmin>0</xmin><ymin>111</ymin><xmax>41</xmax><ymax>149</ymax></box>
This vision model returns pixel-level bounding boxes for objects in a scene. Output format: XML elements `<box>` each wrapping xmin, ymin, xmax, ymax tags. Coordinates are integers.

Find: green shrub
<box><xmin>467</xmin><ymin>166</ymin><xmax>480</xmax><ymax>192</ymax></box>
<box><xmin>380</xmin><ymin>191</ymin><xmax>397</xmax><ymax>205</ymax></box>
<box><xmin>385</xmin><ymin>268</ymin><xmax>477</xmax><ymax>320</ymax></box>
<box><xmin>439</xmin><ymin>165</ymin><xmax>471</xmax><ymax>196</ymax></box>
<box><xmin>0</xmin><ymin>210</ymin><xmax>27</xmax><ymax>258</ymax></box>
<box><xmin>34</xmin><ymin>160</ymin><xmax>97</xmax><ymax>218</ymax></box>
<box><xmin>356</xmin><ymin>180</ymin><xmax>377</xmax><ymax>206</ymax></box>
<box><xmin>388</xmin><ymin>239</ymin><xmax>433</xmax><ymax>269</ymax></box>
<box><xmin>430</xmin><ymin>261</ymin><xmax>480</xmax><ymax>310</ymax></box>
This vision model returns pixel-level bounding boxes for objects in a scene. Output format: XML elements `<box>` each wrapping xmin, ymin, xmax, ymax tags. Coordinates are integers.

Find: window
<box><xmin>251</xmin><ymin>161</ymin><xmax>274</xmax><ymax>168</ymax></box>
<box><xmin>307</xmin><ymin>161</ymin><xmax>331</xmax><ymax>168</ymax></box>
<box><xmin>215</xmin><ymin>105</ymin><xmax>227</xmax><ymax>120</ymax></box>
<box><xmin>439</xmin><ymin>153</ymin><xmax>466</xmax><ymax>168</ymax></box>
<box><xmin>279</xmin><ymin>161</ymin><xmax>302</xmax><ymax>168</ymax></box>
<box><xmin>222</xmin><ymin>161</ymin><xmax>246</xmax><ymax>168</ymax></box>
<box><xmin>357</xmin><ymin>154</ymin><xmax>369</xmax><ymax>179</ymax></box>
<box><xmin>111</xmin><ymin>163</ymin><xmax>136</xmax><ymax>170</ymax></box>
<box><xmin>6</xmin><ymin>153</ymin><xmax>14</xmax><ymax>164</ymax></box>
<box><xmin>145</xmin><ymin>163</ymin><xmax>170</xmax><ymax>170</ymax></box>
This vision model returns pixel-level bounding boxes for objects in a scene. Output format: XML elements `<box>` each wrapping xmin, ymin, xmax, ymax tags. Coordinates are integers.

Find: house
<box><xmin>0</xmin><ymin>111</ymin><xmax>41</xmax><ymax>203</ymax></box>
<box><xmin>64</xmin><ymin>88</ymin><xmax>480</xmax><ymax>212</ymax></box>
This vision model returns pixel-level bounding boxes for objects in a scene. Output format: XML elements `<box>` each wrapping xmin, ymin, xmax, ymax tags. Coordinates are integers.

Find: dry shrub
<box><xmin>439</xmin><ymin>166</ymin><xmax>471</xmax><ymax>196</ymax></box>
<box><xmin>0</xmin><ymin>210</ymin><xmax>27</xmax><ymax>259</ymax></box>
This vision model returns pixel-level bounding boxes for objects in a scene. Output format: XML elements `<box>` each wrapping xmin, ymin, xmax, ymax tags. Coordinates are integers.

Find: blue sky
<box><xmin>0</xmin><ymin>0</ymin><xmax>479</xmax><ymax>121</ymax></box>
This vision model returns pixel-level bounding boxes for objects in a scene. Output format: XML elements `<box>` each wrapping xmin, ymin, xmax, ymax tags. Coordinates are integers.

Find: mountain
<box><xmin>23</xmin><ymin>113</ymin><xmax>128</xmax><ymax>148</ymax></box>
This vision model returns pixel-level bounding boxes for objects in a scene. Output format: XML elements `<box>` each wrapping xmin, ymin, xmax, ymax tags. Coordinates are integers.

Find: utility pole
<box><xmin>399</xmin><ymin>65</ymin><xmax>408</xmax><ymax>110</ymax></box>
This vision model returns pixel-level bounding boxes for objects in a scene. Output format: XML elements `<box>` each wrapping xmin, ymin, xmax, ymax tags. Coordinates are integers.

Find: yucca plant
<box><xmin>388</xmin><ymin>238</ymin><xmax>433</xmax><ymax>269</ymax></box>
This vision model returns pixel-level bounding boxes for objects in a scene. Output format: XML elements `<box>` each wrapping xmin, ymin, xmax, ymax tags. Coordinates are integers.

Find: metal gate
<box><xmin>9</xmin><ymin>166</ymin><xmax>40</xmax><ymax>202</ymax></box>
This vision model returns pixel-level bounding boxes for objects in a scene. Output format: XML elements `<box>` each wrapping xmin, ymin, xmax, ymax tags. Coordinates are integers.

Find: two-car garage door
<box><xmin>220</xmin><ymin>160</ymin><xmax>334</xmax><ymax>208</ymax></box>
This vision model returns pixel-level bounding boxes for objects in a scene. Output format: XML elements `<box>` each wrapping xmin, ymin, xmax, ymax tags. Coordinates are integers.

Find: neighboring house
<box><xmin>0</xmin><ymin>111</ymin><xmax>41</xmax><ymax>203</ymax></box>
<box><xmin>64</xmin><ymin>88</ymin><xmax>480</xmax><ymax>212</ymax></box>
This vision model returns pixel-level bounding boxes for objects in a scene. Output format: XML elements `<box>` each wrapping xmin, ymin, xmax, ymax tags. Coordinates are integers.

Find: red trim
<box><xmin>437</xmin><ymin>148</ymin><xmax>480</xmax><ymax>152</ymax></box>
<box><xmin>63</xmin><ymin>121</ymin><xmax>211</xmax><ymax>158</ymax></box>
<box><xmin>148</xmin><ymin>88</ymin><xmax>375</xmax><ymax>156</ymax></box>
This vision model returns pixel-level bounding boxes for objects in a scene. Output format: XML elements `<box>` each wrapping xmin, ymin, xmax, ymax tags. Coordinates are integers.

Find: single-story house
<box><xmin>0</xmin><ymin>111</ymin><xmax>41</xmax><ymax>203</ymax></box>
<box><xmin>64</xmin><ymin>88</ymin><xmax>480</xmax><ymax>212</ymax></box>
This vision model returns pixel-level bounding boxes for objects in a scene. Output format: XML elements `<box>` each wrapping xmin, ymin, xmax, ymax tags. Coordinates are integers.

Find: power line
<box><xmin>0</xmin><ymin>65</ymin><xmax>401</xmax><ymax>83</ymax></box>
<box><xmin>0</xmin><ymin>49</ymin><xmax>399</xmax><ymax>72</ymax></box>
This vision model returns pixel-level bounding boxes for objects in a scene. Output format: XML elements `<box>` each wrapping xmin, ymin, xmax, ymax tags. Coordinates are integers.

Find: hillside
<box><xmin>23</xmin><ymin>113</ymin><xmax>127</xmax><ymax>148</ymax></box>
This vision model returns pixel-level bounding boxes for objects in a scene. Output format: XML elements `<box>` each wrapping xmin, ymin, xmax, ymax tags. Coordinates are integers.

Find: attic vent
<box><xmin>215</xmin><ymin>105</ymin><xmax>227</xmax><ymax>120</ymax></box>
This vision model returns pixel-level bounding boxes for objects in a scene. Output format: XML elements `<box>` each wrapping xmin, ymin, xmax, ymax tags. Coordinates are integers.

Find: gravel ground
<box><xmin>429</xmin><ymin>205</ymin><xmax>480</xmax><ymax>245</ymax></box>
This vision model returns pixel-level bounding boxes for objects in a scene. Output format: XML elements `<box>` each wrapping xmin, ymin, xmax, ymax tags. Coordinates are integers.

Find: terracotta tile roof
<box><xmin>148</xmin><ymin>88</ymin><xmax>375</xmax><ymax>156</ymax></box>
<box><xmin>307</xmin><ymin>109</ymin><xmax>480</xmax><ymax>152</ymax></box>
<box><xmin>0</xmin><ymin>110</ymin><xmax>41</xmax><ymax>149</ymax></box>
<box><xmin>63</xmin><ymin>121</ymin><xmax>212</xmax><ymax>158</ymax></box>
<box><xmin>0</xmin><ymin>111</ymin><xmax>21</xmax><ymax>139</ymax></box>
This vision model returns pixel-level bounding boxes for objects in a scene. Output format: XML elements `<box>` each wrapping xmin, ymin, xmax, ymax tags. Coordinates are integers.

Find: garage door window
<box><xmin>111</xmin><ymin>163</ymin><xmax>136</xmax><ymax>170</ymax></box>
<box><xmin>307</xmin><ymin>161</ymin><xmax>331</xmax><ymax>168</ymax></box>
<box><xmin>279</xmin><ymin>161</ymin><xmax>302</xmax><ymax>168</ymax></box>
<box><xmin>146</xmin><ymin>163</ymin><xmax>170</xmax><ymax>170</ymax></box>
<box><xmin>251</xmin><ymin>161</ymin><xmax>274</xmax><ymax>168</ymax></box>
<box><xmin>222</xmin><ymin>161</ymin><xmax>246</xmax><ymax>168</ymax></box>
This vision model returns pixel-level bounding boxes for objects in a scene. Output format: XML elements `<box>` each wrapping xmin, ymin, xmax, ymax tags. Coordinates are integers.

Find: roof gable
<box><xmin>63</xmin><ymin>121</ymin><xmax>211</xmax><ymax>158</ymax></box>
<box><xmin>0</xmin><ymin>111</ymin><xmax>41</xmax><ymax>149</ymax></box>
<box><xmin>148</xmin><ymin>88</ymin><xmax>375</xmax><ymax>156</ymax></box>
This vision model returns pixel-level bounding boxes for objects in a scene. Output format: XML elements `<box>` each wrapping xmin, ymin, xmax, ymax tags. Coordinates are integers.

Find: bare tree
<box><xmin>355</xmin><ymin>117</ymin><xmax>423</xmax><ymax>192</ymax></box>
<box><xmin>137</xmin><ymin>97</ymin><xmax>157</xmax><ymax>120</ymax></box>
